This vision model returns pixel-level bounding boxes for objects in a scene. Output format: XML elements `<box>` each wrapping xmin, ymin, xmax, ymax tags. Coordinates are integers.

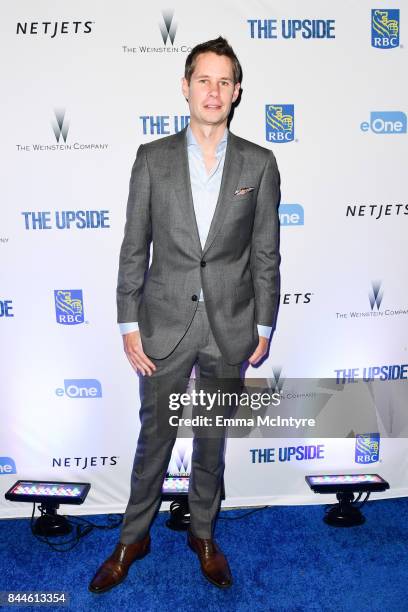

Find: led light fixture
<box><xmin>162</xmin><ymin>474</ymin><xmax>191</xmax><ymax>532</ymax></box>
<box><xmin>306</xmin><ymin>473</ymin><xmax>389</xmax><ymax>527</ymax></box>
<box><xmin>5</xmin><ymin>480</ymin><xmax>90</xmax><ymax>536</ymax></box>
<box><xmin>162</xmin><ymin>475</ymin><xmax>190</xmax><ymax>497</ymax></box>
<box><xmin>161</xmin><ymin>473</ymin><xmax>225</xmax><ymax>531</ymax></box>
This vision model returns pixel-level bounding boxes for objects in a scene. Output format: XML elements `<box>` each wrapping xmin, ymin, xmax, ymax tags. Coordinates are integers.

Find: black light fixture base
<box><xmin>324</xmin><ymin>492</ymin><xmax>366</xmax><ymax>527</ymax></box>
<box><xmin>33</xmin><ymin>504</ymin><xmax>72</xmax><ymax>537</ymax></box>
<box><xmin>165</xmin><ymin>498</ymin><xmax>190</xmax><ymax>531</ymax></box>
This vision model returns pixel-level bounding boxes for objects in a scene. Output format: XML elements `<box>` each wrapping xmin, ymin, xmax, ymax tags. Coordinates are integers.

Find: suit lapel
<box><xmin>171</xmin><ymin>128</ymin><xmax>203</xmax><ymax>257</ymax></box>
<box><xmin>202</xmin><ymin>131</ymin><xmax>243</xmax><ymax>255</ymax></box>
<box><xmin>170</xmin><ymin>127</ymin><xmax>244</xmax><ymax>257</ymax></box>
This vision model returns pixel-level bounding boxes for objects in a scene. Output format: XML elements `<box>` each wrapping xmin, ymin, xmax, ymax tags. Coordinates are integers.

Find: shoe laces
<box><xmin>202</xmin><ymin>539</ymin><xmax>216</xmax><ymax>557</ymax></box>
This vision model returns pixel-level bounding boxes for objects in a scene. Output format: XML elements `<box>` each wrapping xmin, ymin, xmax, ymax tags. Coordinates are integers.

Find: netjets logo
<box><xmin>52</xmin><ymin>109</ymin><xmax>69</xmax><ymax>143</ymax></box>
<box><xmin>159</xmin><ymin>10</ymin><xmax>177</xmax><ymax>45</ymax></box>
<box><xmin>369</xmin><ymin>281</ymin><xmax>383</xmax><ymax>310</ymax></box>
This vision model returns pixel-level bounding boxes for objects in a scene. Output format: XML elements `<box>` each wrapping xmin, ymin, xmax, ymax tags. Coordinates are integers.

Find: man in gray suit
<box><xmin>89</xmin><ymin>36</ymin><xmax>280</xmax><ymax>592</ymax></box>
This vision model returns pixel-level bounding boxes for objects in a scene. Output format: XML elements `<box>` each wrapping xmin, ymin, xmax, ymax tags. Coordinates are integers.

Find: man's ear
<box><xmin>181</xmin><ymin>76</ymin><xmax>190</xmax><ymax>102</ymax></box>
<box><xmin>232</xmin><ymin>82</ymin><xmax>241</xmax><ymax>103</ymax></box>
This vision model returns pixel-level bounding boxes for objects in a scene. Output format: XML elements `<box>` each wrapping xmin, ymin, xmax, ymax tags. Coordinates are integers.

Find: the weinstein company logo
<box><xmin>52</xmin><ymin>109</ymin><xmax>69</xmax><ymax>143</ymax></box>
<box><xmin>336</xmin><ymin>282</ymin><xmax>408</xmax><ymax>320</ymax></box>
<box><xmin>122</xmin><ymin>10</ymin><xmax>191</xmax><ymax>54</ymax></box>
<box><xmin>173</xmin><ymin>448</ymin><xmax>190</xmax><ymax>476</ymax></box>
<box><xmin>16</xmin><ymin>109</ymin><xmax>108</xmax><ymax>153</ymax></box>
<box><xmin>270</xmin><ymin>368</ymin><xmax>285</xmax><ymax>394</ymax></box>
<box><xmin>369</xmin><ymin>281</ymin><xmax>383</xmax><ymax>311</ymax></box>
<box><xmin>159</xmin><ymin>10</ymin><xmax>177</xmax><ymax>45</ymax></box>
<box><xmin>167</xmin><ymin>442</ymin><xmax>192</xmax><ymax>477</ymax></box>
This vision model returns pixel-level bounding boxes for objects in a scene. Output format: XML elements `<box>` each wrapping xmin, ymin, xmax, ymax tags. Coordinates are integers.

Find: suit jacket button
<box><xmin>200</xmin><ymin>261</ymin><xmax>206</xmax><ymax>267</ymax></box>
<box><xmin>191</xmin><ymin>294</ymin><xmax>198</xmax><ymax>301</ymax></box>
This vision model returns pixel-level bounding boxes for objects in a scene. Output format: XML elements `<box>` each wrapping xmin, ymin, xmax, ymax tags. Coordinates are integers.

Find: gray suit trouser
<box><xmin>120</xmin><ymin>301</ymin><xmax>243</xmax><ymax>543</ymax></box>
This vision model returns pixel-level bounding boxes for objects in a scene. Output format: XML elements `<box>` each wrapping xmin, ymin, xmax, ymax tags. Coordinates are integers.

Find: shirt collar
<box><xmin>186</xmin><ymin>125</ymin><xmax>228</xmax><ymax>154</ymax></box>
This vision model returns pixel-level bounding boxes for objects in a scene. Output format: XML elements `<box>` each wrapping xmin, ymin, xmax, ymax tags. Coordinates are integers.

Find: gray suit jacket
<box><xmin>117</xmin><ymin>126</ymin><xmax>281</xmax><ymax>365</ymax></box>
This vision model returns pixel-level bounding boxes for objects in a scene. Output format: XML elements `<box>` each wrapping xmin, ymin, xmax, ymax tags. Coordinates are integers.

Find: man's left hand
<box><xmin>248</xmin><ymin>337</ymin><xmax>269</xmax><ymax>365</ymax></box>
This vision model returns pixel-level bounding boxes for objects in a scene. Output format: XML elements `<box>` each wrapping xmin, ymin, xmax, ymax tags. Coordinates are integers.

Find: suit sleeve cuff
<box><xmin>119</xmin><ymin>322</ymin><xmax>139</xmax><ymax>335</ymax></box>
<box><xmin>257</xmin><ymin>324</ymin><xmax>272</xmax><ymax>339</ymax></box>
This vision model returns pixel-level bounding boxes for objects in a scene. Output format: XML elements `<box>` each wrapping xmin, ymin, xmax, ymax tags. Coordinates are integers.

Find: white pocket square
<box><xmin>234</xmin><ymin>187</ymin><xmax>255</xmax><ymax>196</ymax></box>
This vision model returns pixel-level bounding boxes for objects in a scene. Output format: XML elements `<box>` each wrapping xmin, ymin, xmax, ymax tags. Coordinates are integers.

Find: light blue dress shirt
<box><xmin>119</xmin><ymin>125</ymin><xmax>272</xmax><ymax>340</ymax></box>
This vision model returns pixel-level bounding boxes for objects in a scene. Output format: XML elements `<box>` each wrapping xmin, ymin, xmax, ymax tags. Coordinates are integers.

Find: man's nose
<box><xmin>208</xmin><ymin>82</ymin><xmax>220</xmax><ymax>96</ymax></box>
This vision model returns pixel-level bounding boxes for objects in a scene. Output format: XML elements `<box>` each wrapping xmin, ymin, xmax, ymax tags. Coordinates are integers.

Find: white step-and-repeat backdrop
<box><xmin>1</xmin><ymin>0</ymin><xmax>407</xmax><ymax>517</ymax></box>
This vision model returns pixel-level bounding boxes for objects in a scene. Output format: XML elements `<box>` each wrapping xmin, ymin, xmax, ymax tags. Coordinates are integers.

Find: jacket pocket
<box><xmin>143</xmin><ymin>279</ymin><xmax>164</xmax><ymax>300</ymax></box>
<box><xmin>231</xmin><ymin>191</ymin><xmax>254</xmax><ymax>204</ymax></box>
<box><xmin>235</xmin><ymin>283</ymin><xmax>255</xmax><ymax>303</ymax></box>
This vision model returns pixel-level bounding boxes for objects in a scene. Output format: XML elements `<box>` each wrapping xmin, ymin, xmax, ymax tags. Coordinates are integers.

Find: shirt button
<box><xmin>191</xmin><ymin>294</ymin><xmax>198</xmax><ymax>301</ymax></box>
<box><xmin>200</xmin><ymin>261</ymin><xmax>206</xmax><ymax>267</ymax></box>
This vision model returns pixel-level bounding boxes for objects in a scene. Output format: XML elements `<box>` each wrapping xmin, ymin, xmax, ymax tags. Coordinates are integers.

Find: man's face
<box><xmin>182</xmin><ymin>51</ymin><xmax>240</xmax><ymax>127</ymax></box>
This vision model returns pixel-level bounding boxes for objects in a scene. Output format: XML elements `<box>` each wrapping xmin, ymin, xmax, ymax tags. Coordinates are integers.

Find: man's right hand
<box><xmin>122</xmin><ymin>331</ymin><xmax>157</xmax><ymax>376</ymax></box>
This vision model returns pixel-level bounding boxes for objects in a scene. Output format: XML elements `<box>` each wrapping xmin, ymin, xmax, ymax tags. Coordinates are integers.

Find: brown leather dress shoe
<box><xmin>188</xmin><ymin>531</ymin><xmax>233</xmax><ymax>588</ymax></box>
<box><xmin>88</xmin><ymin>535</ymin><xmax>150</xmax><ymax>594</ymax></box>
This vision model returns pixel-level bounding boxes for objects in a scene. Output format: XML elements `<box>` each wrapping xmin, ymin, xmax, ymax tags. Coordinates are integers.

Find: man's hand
<box><xmin>122</xmin><ymin>330</ymin><xmax>157</xmax><ymax>376</ymax></box>
<box><xmin>248</xmin><ymin>337</ymin><xmax>269</xmax><ymax>365</ymax></box>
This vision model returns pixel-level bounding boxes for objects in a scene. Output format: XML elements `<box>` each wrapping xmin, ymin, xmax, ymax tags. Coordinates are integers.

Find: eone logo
<box><xmin>361</xmin><ymin>112</ymin><xmax>407</xmax><ymax>134</ymax></box>
<box><xmin>0</xmin><ymin>457</ymin><xmax>17</xmax><ymax>475</ymax></box>
<box><xmin>279</xmin><ymin>204</ymin><xmax>304</xmax><ymax>226</ymax></box>
<box><xmin>56</xmin><ymin>379</ymin><xmax>102</xmax><ymax>398</ymax></box>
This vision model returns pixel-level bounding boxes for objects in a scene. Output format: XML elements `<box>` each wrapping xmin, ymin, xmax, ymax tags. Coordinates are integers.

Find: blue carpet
<box><xmin>1</xmin><ymin>499</ymin><xmax>408</xmax><ymax>612</ymax></box>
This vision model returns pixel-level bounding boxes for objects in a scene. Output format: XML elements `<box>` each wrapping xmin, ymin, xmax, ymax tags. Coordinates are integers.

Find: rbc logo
<box><xmin>279</xmin><ymin>204</ymin><xmax>304</xmax><ymax>226</ymax></box>
<box><xmin>56</xmin><ymin>379</ymin><xmax>102</xmax><ymax>398</ymax></box>
<box><xmin>371</xmin><ymin>9</ymin><xmax>400</xmax><ymax>49</ymax></box>
<box><xmin>54</xmin><ymin>290</ymin><xmax>84</xmax><ymax>325</ymax></box>
<box><xmin>0</xmin><ymin>457</ymin><xmax>17</xmax><ymax>475</ymax></box>
<box><xmin>361</xmin><ymin>112</ymin><xmax>407</xmax><ymax>134</ymax></box>
<box><xmin>266</xmin><ymin>105</ymin><xmax>294</xmax><ymax>143</ymax></box>
<box><xmin>355</xmin><ymin>433</ymin><xmax>380</xmax><ymax>464</ymax></box>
